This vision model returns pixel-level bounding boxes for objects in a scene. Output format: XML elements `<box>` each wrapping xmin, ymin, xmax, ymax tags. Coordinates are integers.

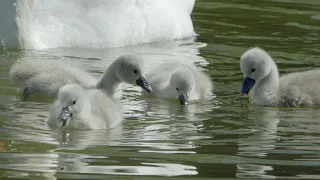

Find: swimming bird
<box><xmin>13</xmin><ymin>0</ymin><xmax>196</xmax><ymax>49</ymax></box>
<box><xmin>48</xmin><ymin>84</ymin><xmax>122</xmax><ymax>129</ymax></box>
<box><xmin>9</xmin><ymin>54</ymin><xmax>152</xmax><ymax>100</ymax></box>
<box><xmin>143</xmin><ymin>62</ymin><xmax>212</xmax><ymax>105</ymax></box>
<box><xmin>240</xmin><ymin>47</ymin><xmax>320</xmax><ymax>106</ymax></box>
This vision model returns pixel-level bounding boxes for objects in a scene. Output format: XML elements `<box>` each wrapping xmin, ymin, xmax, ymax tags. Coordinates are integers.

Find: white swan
<box><xmin>9</xmin><ymin>54</ymin><xmax>152</xmax><ymax>100</ymax></box>
<box><xmin>48</xmin><ymin>84</ymin><xmax>122</xmax><ymax>129</ymax></box>
<box><xmin>9</xmin><ymin>0</ymin><xmax>196</xmax><ymax>49</ymax></box>
<box><xmin>240</xmin><ymin>47</ymin><xmax>320</xmax><ymax>106</ymax></box>
<box><xmin>143</xmin><ymin>62</ymin><xmax>212</xmax><ymax>105</ymax></box>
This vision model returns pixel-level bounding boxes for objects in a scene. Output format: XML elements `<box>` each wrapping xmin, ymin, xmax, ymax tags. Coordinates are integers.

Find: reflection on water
<box><xmin>237</xmin><ymin>107</ymin><xmax>280</xmax><ymax>157</ymax></box>
<box><xmin>236</xmin><ymin>107</ymin><xmax>280</xmax><ymax>179</ymax></box>
<box><xmin>237</xmin><ymin>164</ymin><xmax>274</xmax><ymax>179</ymax></box>
<box><xmin>1</xmin><ymin>0</ymin><xmax>320</xmax><ymax>179</ymax></box>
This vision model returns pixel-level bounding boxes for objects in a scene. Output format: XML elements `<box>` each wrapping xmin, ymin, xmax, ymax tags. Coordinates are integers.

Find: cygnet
<box><xmin>240</xmin><ymin>47</ymin><xmax>320</xmax><ymax>106</ymax></box>
<box><xmin>48</xmin><ymin>84</ymin><xmax>122</xmax><ymax>129</ymax></box>
<box><xmin>143</xmin><ymin>62</ymin><xmax>212</xmax><ymax>105</ymax></box>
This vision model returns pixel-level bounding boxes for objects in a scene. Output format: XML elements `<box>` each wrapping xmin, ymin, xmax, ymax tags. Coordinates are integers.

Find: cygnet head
<box><xmin>240</xmin><ymin>47</ymin><xmax>277</xmax><ymax>94</ymax></box>
<box><xmin>170</xmin><ymin>68</ymin><xmax>195</xmax><ymax>105</ymax></box>
<box><xmin>115</xmin><ymin>54</ymin><xmax>152</xmax><ymax>93</ymax></box>
<box><xmin>56</xmin><ymin>84</ymin><xmax>89</xmax><ymax>127</ymax></box>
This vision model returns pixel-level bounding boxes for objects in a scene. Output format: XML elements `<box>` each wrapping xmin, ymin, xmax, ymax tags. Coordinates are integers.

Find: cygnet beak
<box><xmin>58</xmin><ymin>107</ymin><xmax>72</xmax><ymax>127</ymax></box>
<box><xmin>136</xmin><ymin>76</ymin><xmax>152</xmax><ymax>93</ymax></box>
<box><xmin>22</xmin><ymin>87</ymin><xmax>31</xmax><ymax>100</ymax></box>
<box><xmin>241</xmin><ymin>77</ymin><xmax>256</xmax><ymax>94</ymax></box>
<box><xmin>178</xmin><ymin>94</ymin><xmax>188</xmax><ymax>105</ymax></box>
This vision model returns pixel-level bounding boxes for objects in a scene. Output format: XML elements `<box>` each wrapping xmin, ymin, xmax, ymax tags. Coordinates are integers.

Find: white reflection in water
<box><xmin>236</xmin><ymin>106</ymin><xmax>320</xmax><ymax>178</ymax></box>
<box><xmin>0</xmin><ymin>153</ymin><xmax>59</xmax><ymax>180</ymax></box>
<box><xmin>236</xmin><ymin>107</ymin><xmax>280</xmax><ymax>179</ymax></box>
<box><xmin>276</xmin><ymin>108</ymin><xmax>320</xmax><ymax>152</ymax></box>
<box><xmin>53</xmin><ymin>125</ymin><xmax>124</xmax><ymax>150</ymax></box>
<box><xmin>85</xmin><ymin>163</ymin><xmax>198</xmax><ymax>176</ymax></box>
<box><xmin>55</xmin><ymin>155</ymin><xmax>198</xmax><ymax>176</ymax></box>
<box><xmin>6</xmin><ymin>100</ymin><xmax>58</xmax><ymax>145</ymax></box>
<box><xmin>52</xmin><ymin>151</ymin><xmax>198</xmax><ymax>177</ymax></box>
<box><xmin>237</xmin><ymin>107</ymin><xmax>280</xmax><ymax>157</ymax></box>
<box><xmin>121</xmin><ymin>96</ymin><xmax>215</xmax><ymax>155</ymax></box>
<box><xmin>1</xmin><ymin>109</ymin><xmax>125</xmax><ymax>179</ymax></box>
<box><xmin>236</xmin><ymin>164</ymin><xmax>275</xmax><ymax>179</ymax></box>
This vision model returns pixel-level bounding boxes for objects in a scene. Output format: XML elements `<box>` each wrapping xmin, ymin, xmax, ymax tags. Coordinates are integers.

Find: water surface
<box><xmin>1</xmin><ymin>0</ymin><xmax>320</xmax><ymax>179</ymax></box>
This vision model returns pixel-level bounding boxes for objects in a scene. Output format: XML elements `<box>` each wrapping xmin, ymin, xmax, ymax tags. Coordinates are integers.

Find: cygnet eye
<box><xmin>176</xmin><ymin>88</ymin><xmax>179</xmax><ymax>91</ymax></box>
<box><xmin>251</xmin><ymin>68</ymin><xmax>256</xmax><ymax>72</ymax></box>
<box><xmin>70</xmin><ymin>113</ymin><xmax>73</xmax><ymax>117</ymax></box>
<box><xmin>134</xmin><ymin>70</ymin><xmax>138</xmax><ymax>74</ymax></box>
<box><xmin>72</xmin><ymin>100</ymin><xmax>76</xmax><ymax>105</ymax></box>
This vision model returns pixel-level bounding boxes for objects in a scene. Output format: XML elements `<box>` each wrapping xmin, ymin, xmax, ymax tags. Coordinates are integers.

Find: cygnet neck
<box><xmin>96</xmin><ymin>62</ymin><xmax>121</xmax><ymax>96</ymax></box>
<box><xmin>252</xmin><ymin>67</ymin><xmax>280</xmax><ymax>105</ymax></box>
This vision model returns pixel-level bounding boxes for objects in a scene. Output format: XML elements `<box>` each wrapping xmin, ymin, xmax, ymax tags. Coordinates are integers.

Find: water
<box><xmin>1</xmin><ymin>0</ymin><xmax>320</xmax><ymax>179</ymax></box>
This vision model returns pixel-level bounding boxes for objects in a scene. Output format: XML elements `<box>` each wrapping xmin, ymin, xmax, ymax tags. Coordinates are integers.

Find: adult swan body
<box><xmin>8</xmin><ymin>0</ymin><xmax>196</xmax><ymax>49</ymax></box>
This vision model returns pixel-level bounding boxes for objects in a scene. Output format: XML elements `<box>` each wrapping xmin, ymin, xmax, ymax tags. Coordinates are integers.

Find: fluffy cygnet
<box><xmin>240</xmin><ymin>47</ymin><xmax>320</xmax><ymax>106</ymax></box>
<box><xmin>48</xmin><ymin>84</ymin><xmax>122</xmax><ymax>129</ymax></box>
<box><xmin>143</xmin><ymin>62</ymin><xmax>212</xmax><ymax>105</ymax></box>
<box><xmin>10</xmin><ymin>54</ymin><xmax>151</xmax><ymax>100</ymax></box>
<box><xmin>95</xmin><ymin>54</ymin><xmax>151</xmax><ymax>97</ymax></box>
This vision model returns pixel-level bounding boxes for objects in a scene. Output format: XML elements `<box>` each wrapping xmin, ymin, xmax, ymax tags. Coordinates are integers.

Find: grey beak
<box><xmin>22</xmin><ymin>87</ymin><xmax>31</xmax><ymax>100</ymax></box>
<box><xmin>136</xmin><ymin>76</ymin><xmax>152</xmax><ymax>93</ymax></box>
<box><xmin>241</xmin><ymin>77</ymin><xmax>256</xmax><ymax>94</ymax></box>
<box><xmin>58</xmin><ymin>107</ymin><xmax>71</xmax><ymax>127</ymax></box>
<box><xmin>178</xmin><ymin>94</ymin><xmax>188</xmax><ymax>105</ymax></box>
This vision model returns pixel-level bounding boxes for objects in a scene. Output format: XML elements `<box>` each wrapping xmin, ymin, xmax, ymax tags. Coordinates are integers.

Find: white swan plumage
<box><xmin>9</xmin><ymin>0</ymin><xmax>196</xmax><ymax>49</ymax></box>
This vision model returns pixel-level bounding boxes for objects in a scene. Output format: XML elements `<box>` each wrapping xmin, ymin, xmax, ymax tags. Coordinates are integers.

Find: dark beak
<box><xmin>58</xmin><ymin>107</ymin><xmax>71</xmax><ymax>127</ymax></box>
<box><xmin>178</xmin><ymin>94</ymin><xmax>188</xmax><ymax>105</ymax></box>
<box><xmin>22</xmin><ymin>87</ymin><xmax>31</xmax><ymax>100</ymax></box>
<box><xmin>241</xmin><ymin>77</ymin><xmax>256</xmax><ymax>94</ymax></box>
<box><xmin>136</xmin><ymin>76</ymin><xmax>152</xmax><ymax>93</ymax></box>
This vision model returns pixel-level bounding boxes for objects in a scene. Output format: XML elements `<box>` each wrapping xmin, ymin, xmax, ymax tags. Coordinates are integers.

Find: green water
<box><xmin>1</xmin><ymin>0</ymin><xmax>320</xmax><ymax>179</ymax></box>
